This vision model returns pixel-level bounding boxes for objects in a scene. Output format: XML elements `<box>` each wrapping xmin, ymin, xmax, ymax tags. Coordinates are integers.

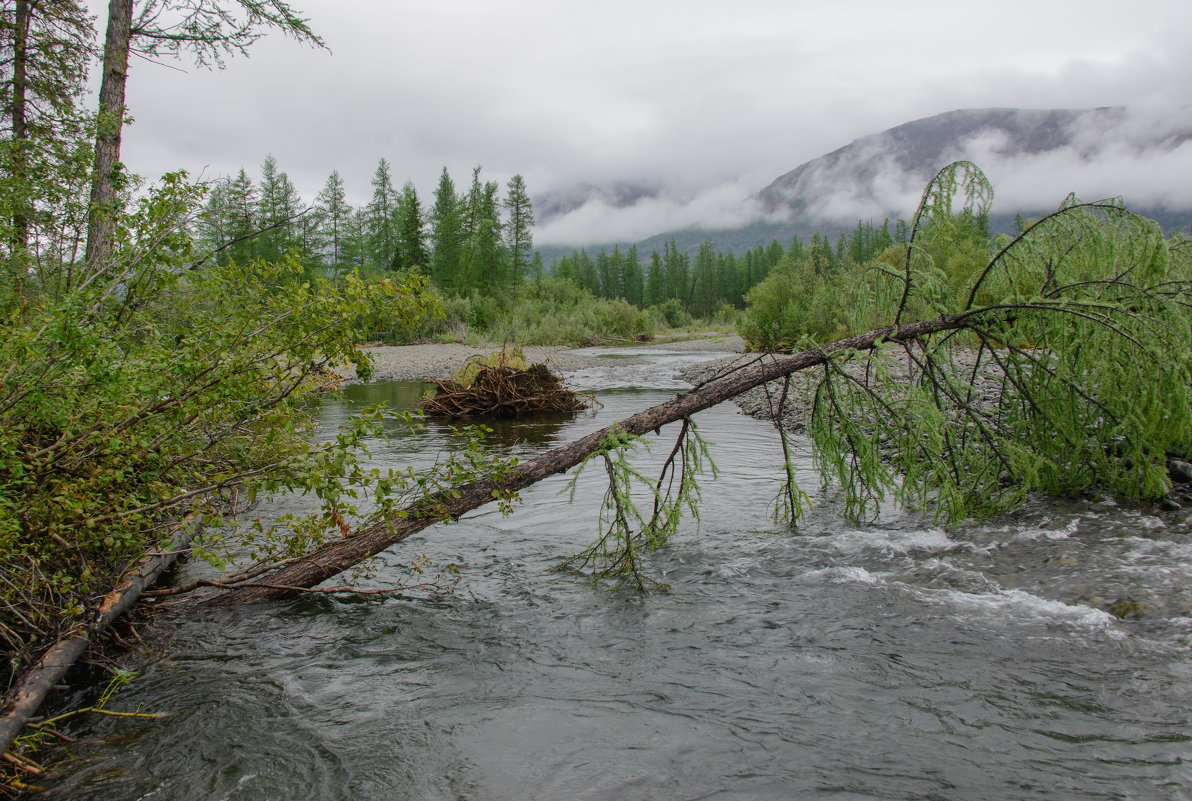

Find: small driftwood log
<box><xmin>0</xmin><ymin>529</ymin><xmax>193</xmax><ymax>758</ymax></box>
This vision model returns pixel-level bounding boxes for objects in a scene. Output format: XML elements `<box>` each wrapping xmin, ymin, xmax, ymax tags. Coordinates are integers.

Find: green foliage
<box><xmin>124</xmin><ymin>0</ymin><xmax>325</xmax><ymax>69</ymax></box>
<box><xmin>420</xmin><ymin>276</ymin><xmax>655</xmax><ymax>345</ymax></box>
<box><xmin>0</xmin><ymin>171</ymin><xmax>444</xmax><ymax>673</ymax></box>
<box><xmin>560</xmin><ymin>419</ymin><xmax>716</xmax><ymax>590</ymax></box>
<box><xmin>737</xmin><ymin>252</ymin><xmax>858</xmax><ymax>348</ymax></box>
<box><xmin>799</xmin><ymin>163</ymin><xmax>1192</xmax><ymax>523</ymax></box>
<box><xmin>503</xmin><ymin>174</ymin><xmax>534</xmax><ymax>280</ymax></box>
<box><xmin>648</xmin><ymin>297</ymin><xmax>691</xmax><ymax>328</ymax></box>
<box><xmin>738</xmin><ymin>169</ymin><xmax>992</xmax><ymax>350</ymax></box>
<box><xmin>229</xmin><ymin>412</ymin><xmax>521</xmax><ymax>566</ymax></box>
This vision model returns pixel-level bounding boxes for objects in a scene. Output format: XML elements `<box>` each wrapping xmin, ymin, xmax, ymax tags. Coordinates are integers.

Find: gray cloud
<box><xmin>535</xmin><ymin>179</ymin><xmax>779</xmax><ymax>246</ymax></box>
<box><xmin>775</xmin><ymin>105</ymin><xmax>1192</xmax><ymax>227</ymax></box>
<box><xmin>95</xmin><ymin>0</ymin><xmax>1192</xmax><ymax>241</ymax></box>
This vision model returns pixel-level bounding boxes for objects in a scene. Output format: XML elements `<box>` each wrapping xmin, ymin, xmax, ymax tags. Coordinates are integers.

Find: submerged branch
<box><xmin>0</xmin><ymin>526</ymin><xmax>196</xmax><ymax>758</ymax></box>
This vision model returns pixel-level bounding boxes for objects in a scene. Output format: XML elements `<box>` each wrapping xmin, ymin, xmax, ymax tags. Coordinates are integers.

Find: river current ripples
<box><xmin>38</xmin><ymin>348</ymin><xmax>1192</xmax><ymax>800</ymax></box>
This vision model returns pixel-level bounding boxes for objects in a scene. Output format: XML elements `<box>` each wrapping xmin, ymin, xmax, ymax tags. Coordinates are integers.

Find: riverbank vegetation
<box><xmin>0</xmin><ymin>0</ymin><xmax>452</xmax><ymax>775</ymax></box>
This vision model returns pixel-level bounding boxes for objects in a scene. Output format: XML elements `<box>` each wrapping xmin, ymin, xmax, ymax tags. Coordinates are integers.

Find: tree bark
<box><xmin>84</xmin><ymin>0</ymin><xmax>132</xmax><ymax>269</ymax></box>
<box><xmin>212</xmin><ymin>315</ymin><xmax>964</xmax><ymax>606</ymax></box>
<box><xmin>0</xmin><ymin>528</ymin><xmax>192</xmax><ymax>758</ymax></box>
<box><xmin>8</xmin><ymin>0</ymin><xmax>31</xmax><ymax>261</ymax></box>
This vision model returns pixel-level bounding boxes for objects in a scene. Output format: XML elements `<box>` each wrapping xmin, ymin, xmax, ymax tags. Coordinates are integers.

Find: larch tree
<box><xmin>502</xmin><ymin>173</ymin><xmax>533</xmax><ymax>285</ymax></box>
<box><xmin>429</xmin><ymin>166</ymin><xmax>461</xmax><ymax>292</ymax></box>
<box><xmin>255</xmin><ymin>153</ymin><xmax>304</xmax><ymax>264</ymax></box>
<box><xmin>312</xmin><ymin>169</ymin><xmax>349</xmax><ymax>280</ymax></box>
<box><xmin>196</xmin><ymin>167</ymin><xmax>259</xmax><ymax>266</ymax></box>
<box><xmin>457</xmin><ymin>166</ymin><xmax>503</xmax><ymax>292</ymax></box>
<box><xmin>85</xmin><ymin>0</ymin><xmax>323</xmax><ymax>269</ymax></box>
<box><xmin>645</xmin><ymin>250</ymin><xmax>665</xmax><ymax>306</ymax></box>
<box><xmin>343</xmin><ymin>206</ymin><xmax>369</xmax><ymax>269</ymax></box>
<box><xmin>621</xmin><ymin>244</ymin><xmax>643</xmax><ymax>307</ymax></box>
<box><xmin>224</xmin><ymin>167</ymin><xmax>258</xmax><ymax>260</ymax></box>
<box><xmin>364</xmin><ymin>158</ymin><xmax>398</xmax><ymax>269</ymax></box>
<box><xmin>394</xmin><ymin>179</ymin><xmax>428</xmax><ymax>271</ymax></box>
<box><xmin>663</xmin><ymin>240</ymin><xmax>688</xmax><ymax>301</ymax></box>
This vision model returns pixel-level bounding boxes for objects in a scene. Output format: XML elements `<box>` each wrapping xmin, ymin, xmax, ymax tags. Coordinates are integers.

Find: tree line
<box><xmin>549</xmin><ymin>217</ymin><xmax>912</xmax><ymax>320</ymax></box>
<box><xmin>196</xmin><ymin>156</ymin><xmax>536</xmax><ymax>293</ymax></box>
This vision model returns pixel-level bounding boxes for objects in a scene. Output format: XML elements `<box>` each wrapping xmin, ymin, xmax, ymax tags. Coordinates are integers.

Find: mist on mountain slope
<box><xmin>534</xmin><ymin>104</ymin><xmax>1192</xmax><ymax>251</ymax></box>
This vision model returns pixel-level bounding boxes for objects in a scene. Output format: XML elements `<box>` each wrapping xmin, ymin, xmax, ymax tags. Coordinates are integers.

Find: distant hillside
<box><xmin>538</xmin><ymin>106</ymin><xmax>1192</xmax><ymax>260</ymax></box>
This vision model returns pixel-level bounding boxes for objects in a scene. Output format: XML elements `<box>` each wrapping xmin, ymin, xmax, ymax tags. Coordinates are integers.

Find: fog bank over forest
<box><xmin>534</xmin><ymin>105</ymin><xmax>1192</xmax><ymax>248</ymax></box>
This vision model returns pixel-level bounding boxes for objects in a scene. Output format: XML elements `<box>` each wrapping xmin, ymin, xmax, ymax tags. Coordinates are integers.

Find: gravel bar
<box><xmin>339</xmin><ymin>335</ymin><xmax>747</xmax><ymax>383</ymax></box>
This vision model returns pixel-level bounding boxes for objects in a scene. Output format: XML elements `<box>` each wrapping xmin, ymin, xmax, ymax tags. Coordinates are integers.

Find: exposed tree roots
<box><xmin>421</xmin><ymin>362</ymin><xmax>593</xmax><ymax>418</ymax></box>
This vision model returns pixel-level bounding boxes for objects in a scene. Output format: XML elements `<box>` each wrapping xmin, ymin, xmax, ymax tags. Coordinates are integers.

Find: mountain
<box><xmin>758</xmin><ymin>107</ymin><xmax>1112</xmax><ymax>216</ymax></box>
<box><xmin>538</xmin><ymin>106</ymin><xmax>1192</xmax><ymax>259</ymax></box>
<box><xmin>756</xmin><ymin>106</ymin><xmax>1192</xmax><ymax>226</ymax></box>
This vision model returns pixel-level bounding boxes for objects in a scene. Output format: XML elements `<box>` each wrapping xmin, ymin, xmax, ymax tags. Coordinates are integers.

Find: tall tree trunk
<box><xmin>8</xmin><ymin>0</ymin><xmax>31</xmax><ymax>266</ymax></box>
<box><xmin>84</xmin><ymin>0</ymin><xmax>132</xmax><ymax>269</ymax></box>
<box><xmin>212</xmin><ymin>315</ymin><xmax>965</xmax><ymax>605</ymax></box>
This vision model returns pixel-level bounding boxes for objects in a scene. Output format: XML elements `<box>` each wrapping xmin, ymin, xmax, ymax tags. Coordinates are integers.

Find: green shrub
<box><xmin>649</xmin><ymin>298</ymin><xmax>691</xmax><ymax>328</ymax></box>
<box><xmin>414</xmin><ymin>276</ymin><xmax>654</xmax><ymax>345</ymax></box>
<box><xmin>0</xmin><ymin>175</ymin><xmax>442</xmax><ymax>675</ymax></box>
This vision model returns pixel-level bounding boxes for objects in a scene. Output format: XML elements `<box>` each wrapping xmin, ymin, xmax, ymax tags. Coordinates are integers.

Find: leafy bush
<box><xmin>0</xmin><ymin>174</ymin><xmax>442</xmax><ymax>675</ymax></box>
<box><xmin>648</xmin><ymin>298</ymin><xmax>691</xmax><ymax>328</ymax></box>
<box><xmin>418</xmin><ymin>276</ymin><xmax>654</xmax><ymax>345</ymax></box>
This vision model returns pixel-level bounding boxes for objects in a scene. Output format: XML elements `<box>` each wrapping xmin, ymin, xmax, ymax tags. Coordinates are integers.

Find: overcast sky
<box><xmin>105</xmin><ymin>0</ymin><xmax>1192</xmax><ymax>244</ymax></box>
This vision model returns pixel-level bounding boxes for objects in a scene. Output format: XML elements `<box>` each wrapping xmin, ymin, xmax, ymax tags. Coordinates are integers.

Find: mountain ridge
<box><xmin>536</xmin><ymin>105</ymin><xmax>1192</xmax><ymax>259</ymax></box>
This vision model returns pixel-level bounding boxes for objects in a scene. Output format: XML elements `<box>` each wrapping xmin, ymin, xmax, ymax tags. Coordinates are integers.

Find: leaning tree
<box><xmin>205</xmin><ymin>161</ymin><xmax>1192</xmax><ymax>602</ymax></box>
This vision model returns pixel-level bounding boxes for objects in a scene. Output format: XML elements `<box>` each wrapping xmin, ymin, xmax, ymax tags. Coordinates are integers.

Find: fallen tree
<box><xmin>210</xmin><ymin>163</ymin><xmax>1192</xmax><ymax>603</ymax></box>
<box><xmin>211</xmin><ymin>315</ymin><xmax>965</xmax><ymax>604</ymax></box>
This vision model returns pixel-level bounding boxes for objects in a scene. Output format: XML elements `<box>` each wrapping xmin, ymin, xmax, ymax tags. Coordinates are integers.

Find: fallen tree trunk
<box><xmin>213</xmin><ymin>315</ymin><xmax>965</xmax><ymax>606</ymax></box>
<box><xmin>0</xmin><ymin>529</ymin><xmax>193</xmax><ymax>758</ymax></box>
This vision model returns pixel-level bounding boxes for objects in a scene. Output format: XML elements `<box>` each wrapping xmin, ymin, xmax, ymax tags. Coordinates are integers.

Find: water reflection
<box><xmin>341</xmin><ymin>379</ymin><xmax>434</xmax><ymax>410</ymax></box>
<box><xmin>332</xmin><ymin>379</ymin><xmax>585</xmax><ymax>453</ymax></box>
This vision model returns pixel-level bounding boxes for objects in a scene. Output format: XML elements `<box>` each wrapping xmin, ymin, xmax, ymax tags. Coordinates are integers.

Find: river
<box><xmin>37</xmin><ymin>347</ymin><xmax>1192</xmax><ymax>800</ymax></box>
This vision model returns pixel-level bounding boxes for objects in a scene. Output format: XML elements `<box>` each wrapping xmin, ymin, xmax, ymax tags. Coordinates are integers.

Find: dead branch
<box><xmin>421</xmin><ymin>362</ymin><xmax>593</xmax><ymax>418</ymax></box>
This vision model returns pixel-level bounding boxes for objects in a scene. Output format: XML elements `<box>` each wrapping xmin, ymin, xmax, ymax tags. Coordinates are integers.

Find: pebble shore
<box><xmin>340</xmin><ymin>335</ymin><xmax>747</xmax><ymax>383</ymax></box>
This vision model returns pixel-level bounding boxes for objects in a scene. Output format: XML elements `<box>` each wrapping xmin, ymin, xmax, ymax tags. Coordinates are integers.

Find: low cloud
<box><xmin>534</xmin><ymin>179</ymin><xmax>778</xmax><ymax>246</ymax></box>
<box><xmin>772</xmin><ymin>105</ymin><xmax>1192</xmax><ymax>229</ymax></box>
<box><xmin>980</xmin><ymin>106</ymin><xmax>1192</xmax><ymax>212</ymax></box>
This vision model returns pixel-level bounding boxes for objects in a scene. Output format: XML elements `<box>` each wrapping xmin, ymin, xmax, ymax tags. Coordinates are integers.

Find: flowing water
<box><xmin>38</xmin><ymin>348</ymin><xmax>1192</xmax><ymax>800</ymax></box>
